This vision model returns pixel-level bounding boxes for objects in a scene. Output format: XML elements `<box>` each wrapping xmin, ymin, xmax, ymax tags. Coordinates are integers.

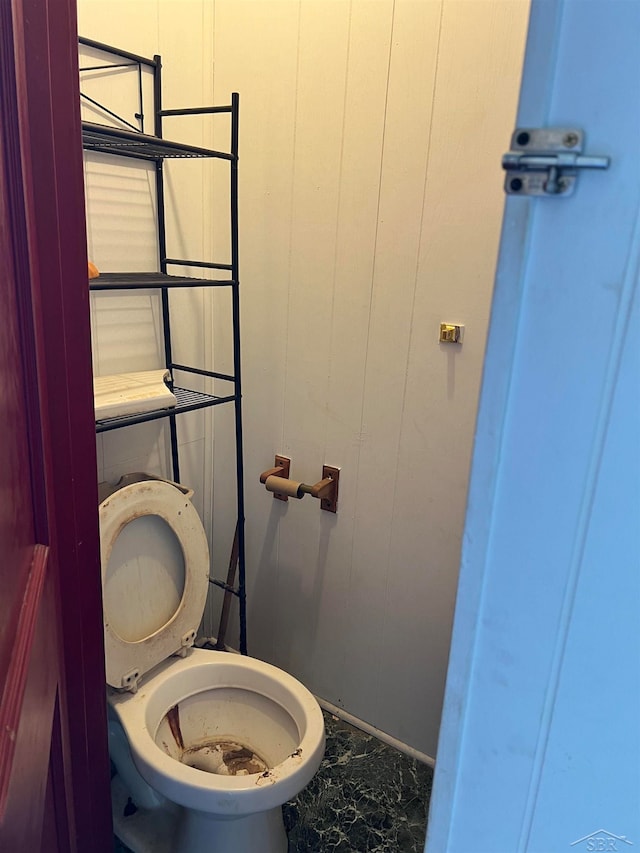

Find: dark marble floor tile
<box><xmin>112</xmin><ymin>710</ymin><xmax>433</xmax><ymax>852</ymax></box>
<box><xmin>283</xmin><ymin>711</ymin><xmax>433</xmax><ymax>853</ymax></box>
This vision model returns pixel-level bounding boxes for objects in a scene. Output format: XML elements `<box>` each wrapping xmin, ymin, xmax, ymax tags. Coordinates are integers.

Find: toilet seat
<box><xmin>99</xmin><ymin>480</ymin><xmax>210</xmax><ymax>692</ymax></box>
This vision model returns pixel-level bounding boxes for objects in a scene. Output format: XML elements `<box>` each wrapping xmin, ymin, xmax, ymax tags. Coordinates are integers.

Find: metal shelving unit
<box><xmin>80</xmin><ymin>36</ymin><xmax>247</xmax><ymax>654</ymax></box>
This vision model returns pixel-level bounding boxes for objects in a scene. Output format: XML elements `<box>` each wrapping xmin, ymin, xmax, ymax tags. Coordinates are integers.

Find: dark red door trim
<box><xmin>0</xmin><ymin>545</ymin><xmax>49</xmax><ymax>819</ymax></box>
<box><xmin>1</xmin><ymin>0</ymin><xmax>112</xmax><ymax>847</ymax></box>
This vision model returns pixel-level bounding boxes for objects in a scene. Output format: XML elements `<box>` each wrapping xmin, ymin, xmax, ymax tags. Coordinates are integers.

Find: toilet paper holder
<box><xmin>259</xmin><ymin>455</ymin><xmax>340</xmax><ymax>513</ymax></box>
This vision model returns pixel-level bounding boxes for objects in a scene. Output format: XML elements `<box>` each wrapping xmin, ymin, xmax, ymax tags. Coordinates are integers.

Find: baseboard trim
<box><xmin>316</xmin><ymin>697</ymin><xmax>435</xmax><ymax>768</ymax></box>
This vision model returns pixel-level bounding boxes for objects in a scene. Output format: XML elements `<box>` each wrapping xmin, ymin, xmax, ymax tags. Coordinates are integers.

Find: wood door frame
<box><xmin>1</xmin><ymin>0</ymin><xmax>112</xmax><ymax>847</ymax></box>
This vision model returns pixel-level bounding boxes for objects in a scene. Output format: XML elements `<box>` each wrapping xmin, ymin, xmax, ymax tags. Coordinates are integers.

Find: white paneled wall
<box><xmin>78</xmin><ymin>0</ymin><xmax>529</xmax><ymax>758</ymax></box>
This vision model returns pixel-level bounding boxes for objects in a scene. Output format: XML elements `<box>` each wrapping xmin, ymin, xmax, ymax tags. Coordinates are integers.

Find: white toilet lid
<box><xmin>99</xmin><ymin>480</ymin><xmax>210</xmax><ymax>691</ymax></box>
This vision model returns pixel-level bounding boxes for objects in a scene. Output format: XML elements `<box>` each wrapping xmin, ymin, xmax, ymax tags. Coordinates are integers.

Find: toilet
<box><xmin>100</xmin><ymin>478</ymin><xmax>325</xmax><ymax>853</ymax></box>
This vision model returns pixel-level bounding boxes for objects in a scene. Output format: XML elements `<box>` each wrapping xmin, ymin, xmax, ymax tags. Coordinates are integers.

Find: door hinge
<box><xmin>502</xmin><ymin>128</ymin><xmax>609</xmax><ymax>197</ymax></box>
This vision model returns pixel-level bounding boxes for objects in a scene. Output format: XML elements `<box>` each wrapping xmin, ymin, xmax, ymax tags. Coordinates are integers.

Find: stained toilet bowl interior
<box><xmin>155</xmin><ymin>686</ymin><xmax>300</xmax><ymax>775</ymax></box>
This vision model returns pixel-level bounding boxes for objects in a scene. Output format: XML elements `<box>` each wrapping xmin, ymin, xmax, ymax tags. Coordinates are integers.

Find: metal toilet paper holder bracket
<box><xmin>259</xmin><ymin>455</ymin><xmax>340</xmax><ymax>513</ymax></box>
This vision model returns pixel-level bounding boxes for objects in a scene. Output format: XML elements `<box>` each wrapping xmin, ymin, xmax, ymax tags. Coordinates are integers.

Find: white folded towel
<box><xmin>93</xmin><ymin>369</ymin><xmax>177</xmax><ymax>420</ymax></box>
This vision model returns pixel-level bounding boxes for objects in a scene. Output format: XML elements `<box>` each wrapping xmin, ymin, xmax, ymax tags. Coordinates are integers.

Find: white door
<box><xmin>426</xmin><ymin>1</ymin><xmax>640</xmax><ymax>851</ymax></box>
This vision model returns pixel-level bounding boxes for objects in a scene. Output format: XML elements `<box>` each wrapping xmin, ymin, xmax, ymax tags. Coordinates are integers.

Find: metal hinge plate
<box><xmin>502</xmin><ymin>128</ymin><xmax>609</xmax><ymax>197</ymax></box>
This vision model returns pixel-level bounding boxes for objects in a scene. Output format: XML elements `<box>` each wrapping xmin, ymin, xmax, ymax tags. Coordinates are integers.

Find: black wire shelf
<box><xmin>95</xmin><ymin>386</ymin><xmax>236</xmax><ymax>433</ymax></box>
<box><xmin>81</xmin><ymin>33</ymin><xmax>247</xmax><ymax>653</ymax></box>
<box><xmin>89</xmin><ymin>272</ymin><xmax>236</xmax><ymax>290</ymax></box>
<box><xmin>82</xmin><ymin>121</ymin><xmax>234</xmax><ymax>161</ymax></box>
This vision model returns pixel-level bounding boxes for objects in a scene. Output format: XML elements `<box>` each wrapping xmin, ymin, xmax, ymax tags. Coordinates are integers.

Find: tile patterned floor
<box><xmin>114</xmin><ymin>710</ymin><xmax>433</xmax><ymax>852</ymax></box>
<box><xmin>283</xmin><ymin>711</ymin><xmax>432</xmax><ymax>852</ymax></box>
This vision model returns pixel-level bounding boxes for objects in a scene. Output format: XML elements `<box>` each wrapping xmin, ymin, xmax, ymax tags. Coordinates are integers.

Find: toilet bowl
<box><xmin>100</xmin><ymin>479</ymin><xmax>325</xmax><ymax>853</ymax></box>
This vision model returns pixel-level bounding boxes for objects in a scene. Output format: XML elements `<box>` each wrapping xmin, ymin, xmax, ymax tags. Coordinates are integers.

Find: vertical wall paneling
<box><xmin>376</xmin><ymin>0</ymin><xmax>531</xmax><ymax>749</ymax></box>
<box><xmin>273</xmin><ymin>0</ymin><xmax>353</xmax><ymax>688</ymax></box>
<box><xmin>308</xmin><ymin>0</ymin><xmax>395</xmax><ymax>706</ymax></box>
<box><xmin>207</xmin><ymin>1</ymin><xmax>303</xmax><ymax>646</ymax></box>
<box><xmin>341</xmin><ymin>0</ymin><xmax>443</xmax><ymax>726</ymax></box>
<box><xmin>77</xmin><ymin>0</ymin><xmax>529</xmax><ymax>757</ymax></box>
